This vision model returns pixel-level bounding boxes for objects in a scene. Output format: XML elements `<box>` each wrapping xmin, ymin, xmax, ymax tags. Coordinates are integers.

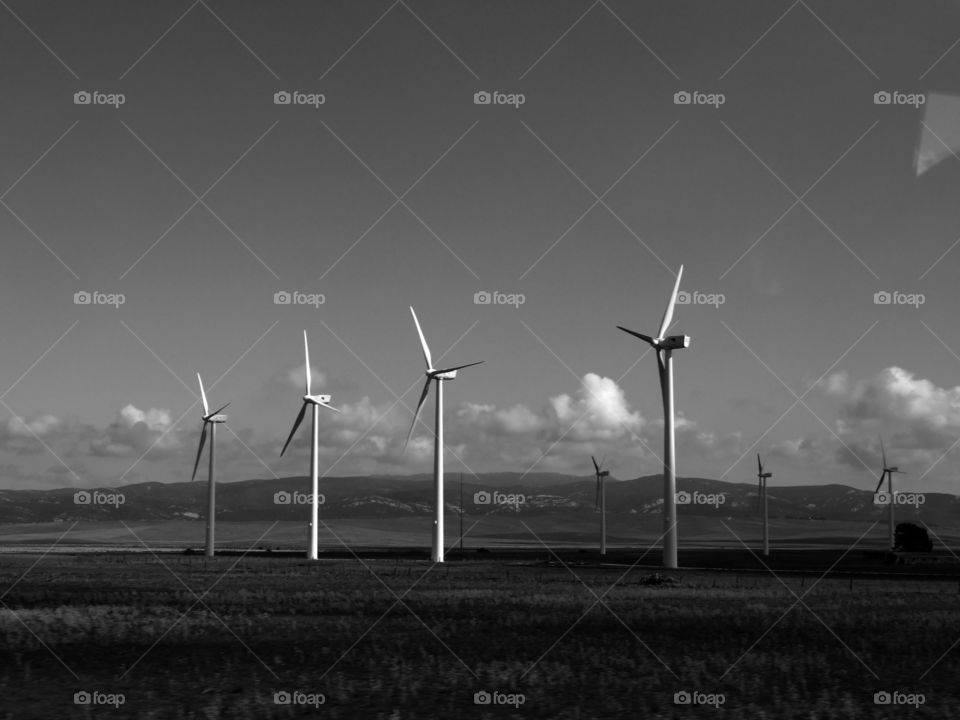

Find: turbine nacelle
<box><xmin>658</xmin><ymin>334</ymin><xmax>691</xmax><ymax>350</ymax></box>
<box><xmin>430</xmin><ymin>370</ymin><xmax>458</xmax><ymax>380</ymax></box>
<box><xmin>206</xmin><ymin>414</ymin><xmax>228</xmax><ymax>423</ymax></box>
<box><xmin>304</xmin><ymin>393</ymin><xmax>333</xmax><ymax>406</ymax></box>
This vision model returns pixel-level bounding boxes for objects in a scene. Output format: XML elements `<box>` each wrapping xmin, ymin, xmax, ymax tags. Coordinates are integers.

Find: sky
<box><xmin>2</xmin><ymin>0</ymin><xmax>960</xmax><ymax>494</ymax></box>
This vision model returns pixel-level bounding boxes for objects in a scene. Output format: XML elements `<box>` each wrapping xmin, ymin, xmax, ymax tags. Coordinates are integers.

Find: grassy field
<box><xmin>0</xmin><ymin>552</ymin><xmax>957</xmax><ymax>719</ymax></box>
<box><xmin>3</xmin><ymin>516</ymin><xmax>955</xmax><ymax>552</ymax></box>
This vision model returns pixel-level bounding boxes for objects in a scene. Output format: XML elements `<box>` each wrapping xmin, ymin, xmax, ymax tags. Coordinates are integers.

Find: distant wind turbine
<box><xmin>592</xmin><ymin>455</ymin><xmax>610</xmax><ymax>556</ymax></box>
<box><xmin>280</xmin><ymin>331</ymin><xmax>340</xmax><ymax>560</ymax></box>
<box><xmin>404</xmin><ymin>307</ymin><xmax>483</xmax><ymax>563</ymax></box>
<box><xmin>874</xmin><ymin>437</ymin><xmax>904</xmax><ymax>550</ymax></box>
<box><xmin>191</xmin><ymin>373</ymin><xmax>229</xmax><ymax>558</ymax></box>
<box><xmin>618</xmin><ymin>264</ymin><xmax>690</xmax><ymax>569</ymax></box>
<box><xmin>757</xmin><ymin>453</ymin><xmax>772</xmax><ymax>557</ymax></box>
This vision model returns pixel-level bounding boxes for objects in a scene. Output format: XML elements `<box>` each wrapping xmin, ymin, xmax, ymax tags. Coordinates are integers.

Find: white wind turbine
<box><xmin>874</xmin><ymin>436</ymin><xmax>904</xmax><ymax>550</ymax></box>
<box><xmin>757</xmin><ymin>453</ymin><xmax>772</xmax><ymax>557</ymax></box>
<box><xmin>191</xmin><ymin>374</ymin><xmax>229</xmax><ymax>558</ymax></box>
<box><xmin>592</xmin><ymin>455</ymin><xmax>610</xmax><ymax>556</ymax></box>
<box><xmin>618</xmin><ymin>264</ymin><xmax>690</xmax><ymax>569</ymax></box>
<box><xmin>280</xmin><ymin>331</ymin><xmax>340</xmax><ymax>560</ymax></box>
<box><xmin>404</xmin><ymin>307</ymin><xmax>483</xmax><ymax>563</ymax></box>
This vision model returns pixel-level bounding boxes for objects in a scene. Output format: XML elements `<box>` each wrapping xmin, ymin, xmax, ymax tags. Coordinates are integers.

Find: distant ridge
<box><xmin>1</xmin><ymin>474</ymin><xmax>958</xmax><ymax>526</ymax></box>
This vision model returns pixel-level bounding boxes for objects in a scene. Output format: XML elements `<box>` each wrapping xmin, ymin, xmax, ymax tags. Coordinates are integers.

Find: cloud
<box><xmin>0</xmin><ymin>413</ymin><xmax>70</xmax><ymax>454</ymax></box>
<box><xmin>88</xmin><ymin>404</ymin><xmax>181</xmax><ymax>458</ymax></box>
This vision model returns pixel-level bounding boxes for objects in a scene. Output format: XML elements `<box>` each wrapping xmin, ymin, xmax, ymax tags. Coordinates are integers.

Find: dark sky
<box><xmin>2</xmin><ymin>0</ymin><xmax>960</xmax><ymax>492</ymax></box>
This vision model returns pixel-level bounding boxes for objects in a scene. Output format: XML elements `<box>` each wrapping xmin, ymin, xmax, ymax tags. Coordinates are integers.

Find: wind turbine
<box><xmin>618</xmin><ymin>264</ymin><xmax>689</xmax><ymax>569</ymax></box>
<box><xmin>592</xmin><ymin>455</ymin><xmax>610</xmax><ymax>556</ymax></box>
<box><xmin>757</xmin><ymin>454</ymin><xmax>772</xmax><ymax>557</ymax></box>
<box><xmin>404</xmin><ymin>307</ymin><xmax>483</xmax><ymax>563</ymax></box>
<box><xmin>874</xmin><ymin>436</ymin><xmax>904</xmax><ymax>550</ymax></box>
<box><xmin>191</xmin><ymin>374</ymin><xmax>229</xmax><ymax>558</ymax></box>
<box><xmin>280</xmin><ymin>331</ymin><xmax>340</xmax><ymax>560</ymax></box>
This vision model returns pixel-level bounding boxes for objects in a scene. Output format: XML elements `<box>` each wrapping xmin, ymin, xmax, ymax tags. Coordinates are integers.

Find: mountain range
<box><xmin>1</xmin><ymin>473</ymin><xmax>957</xmax><ymax>527</ymax></box>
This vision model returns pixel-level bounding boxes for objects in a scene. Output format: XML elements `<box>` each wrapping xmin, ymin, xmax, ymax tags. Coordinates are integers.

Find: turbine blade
<box><xmin>433</xmin><ymin>360</ymin><xmax>484</xmax><ymax>375</ymax></box>
<box><xmin>758</xmin><ymin>453</ymin><xmax>762</xmax><ymax>474</ymax></box>
<box><xmin>403</xmin><ymin>379</ymin><xmax>432</xmax><ymax>453</ymax></box>
<box><xmin>616</xmin><ymin>326</ymin><xmax>655</xmax><ymax>345</ymax></box>
<box><xmin>280</xmin><ymin>402</ymin><xmax>308</xmax><ymax>456</ymax></box>
<box><xmin>209</xmin><ymin>402</ymin><xmax>230</xmax><ymax>417</ymax></box>
<box><xmin>874</xmin><ymin>473</ymin><xmax>885</xmax><ymax>494</ymax></box>
<box><xmin>303</xmin><ymin>330</ymin><xmax>311</xmax><ymax>395</ymax></box>
<box><xmin>191</xmin><ymin>423</ymin><xmax>208</xmax><ymax>481</ymax></box>
<box><xmin>591</xmin><ymin>455</ymin><xmax>599</xmax><ymax>473</ymax></box>
<box><xmin>319</xmin><ymin>402</ymin><xmax>341</xmax><ymax>414</ymax></box>
<box><xmin>410</xmin><ymin>307</ymin><xmax>433</xmax><ymax>370</ymax></box>
<box><xmin>657</xmin><ymin>264</ymin><xmax>683</xmax><ymax>339</ymax></box>
<box><xmin>197</xmin><ymin>373</ymin><xmax>209</xmax><ymax>415</ymax></box>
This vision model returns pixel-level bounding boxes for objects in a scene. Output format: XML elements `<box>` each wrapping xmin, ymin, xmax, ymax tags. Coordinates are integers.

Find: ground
<box><xmin>0</xmin><ymin>542</ymin><xmax>957</xmax><ymax>718</ymax></box>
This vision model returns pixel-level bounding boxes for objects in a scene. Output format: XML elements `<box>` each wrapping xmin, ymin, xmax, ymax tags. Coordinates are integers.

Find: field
<box><xmin>0</xmin><ymin>545</ymin><xmax>958</xmax><ymax>719</ymax></box>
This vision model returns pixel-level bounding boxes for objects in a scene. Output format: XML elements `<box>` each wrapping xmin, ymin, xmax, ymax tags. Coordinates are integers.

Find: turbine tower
<box><xmin>404</xmin><ymin>307</ymin><xmax>483</xmax><ymax>563</ymax></box>
<box><xmin>280</xmin><ymin>331</ymin><xmax>340</xmax><ymax>560</ymax></box>
<box><xmin>757</xmin><ymin>453</ymin><xmax>772</xmax><ymax>557</ymax></box>
<box><xmin>592</xmin><ymin>456</ymin><xmax>610</xmax><ymax>556</ymax></box>
<box><xmin>617</xmin><ymin>264</ymin><xmax>689</xmax><ymax>569</ymax></box>
<box><xmin>191</xmin><ymin>374</ymin><xmax>229</xmax><ymax>558</ymax></box>
<box><xmin>874</xmin><ymin>436</ymin><xmax>903</xmax><ymax>550</ymax></box>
